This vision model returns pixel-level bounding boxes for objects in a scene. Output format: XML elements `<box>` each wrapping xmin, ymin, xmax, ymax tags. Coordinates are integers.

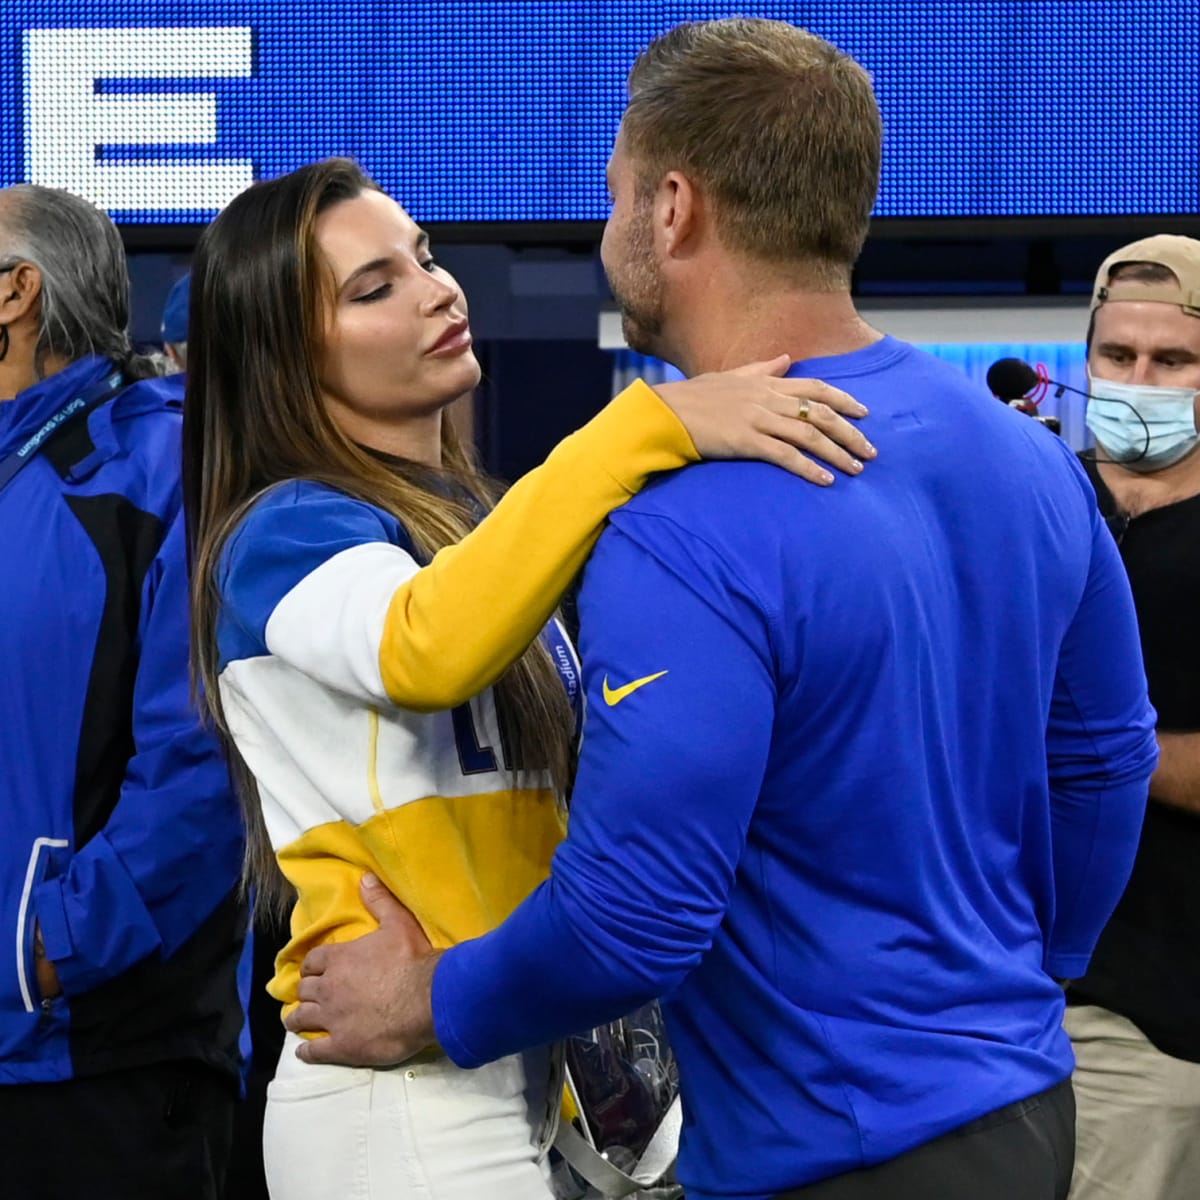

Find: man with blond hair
<box><xmin>1063</xmin><ymin>234</ymin><xmax>1200</xmax><ymax>1200</ymax></box>
<box><xmin>286</xmin><ymin>20</ymin><xmax>1157</xmax><ymax>1200</ymax></box>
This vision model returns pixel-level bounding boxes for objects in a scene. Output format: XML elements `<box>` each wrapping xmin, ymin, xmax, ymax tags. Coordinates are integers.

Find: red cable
<box><xmin>1028</xmin><ymin>362</ymin><xmax>1050</xmax><ymax>407</ymax></box>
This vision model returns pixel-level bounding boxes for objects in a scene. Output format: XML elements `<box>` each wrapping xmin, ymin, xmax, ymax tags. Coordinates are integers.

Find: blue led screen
<box><xmin>3</xmin><ymin>1</ymin><xmax>1196</xmax><ymax>226</ymax></box>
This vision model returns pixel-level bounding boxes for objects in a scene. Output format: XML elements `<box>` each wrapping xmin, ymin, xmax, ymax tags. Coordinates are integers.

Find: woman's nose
<box><xmin>419</xmin><ymin>274</ymin><xmax>459</xmax><ymax>315</ymax></box>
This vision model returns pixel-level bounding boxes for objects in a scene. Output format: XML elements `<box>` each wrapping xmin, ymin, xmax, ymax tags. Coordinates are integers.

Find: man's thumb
<box><xmin>360</xmin><ymin>874</ymin><xmax>428</xmax><ymax>946</ymax></box>
<box><xmin>360</xmin><ymin>872</ymin><xmax>403</xmax><ymax>921</ymax></box>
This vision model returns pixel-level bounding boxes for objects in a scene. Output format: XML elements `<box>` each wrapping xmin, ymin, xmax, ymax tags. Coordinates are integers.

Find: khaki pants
<box><xmin>1065</xmin><ymin>1004</ymin><xmax>1200</xmax><ymax>1200</ymax></box>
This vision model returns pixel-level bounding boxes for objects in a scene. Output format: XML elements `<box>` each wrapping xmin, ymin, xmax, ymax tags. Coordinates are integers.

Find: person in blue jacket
<box><xmin>161</xmin><ymin>271</ymin><xmax>191</xmax><ymax>372</ymax></box>
<box><xmin>287</xmin><ymin>19</ymin><xmax>1159</xmax><ymax>1200</ymax></box>
<box><xmin>0</xmin><ymin>185</ymin><xmax>245</xmax><ymax>1198</ymax></box>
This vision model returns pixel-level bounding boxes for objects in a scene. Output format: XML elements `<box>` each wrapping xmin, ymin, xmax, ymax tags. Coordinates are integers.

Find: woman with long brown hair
<box><xmin>183</xmin><ymin>157</ymin><xmax>872</xmax><ymax>1199</ymax></box>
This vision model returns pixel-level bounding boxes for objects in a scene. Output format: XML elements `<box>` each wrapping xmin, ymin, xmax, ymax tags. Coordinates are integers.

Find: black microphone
<box><xmin>986</xmin><ymin>357</ymin><xmax>1041</xmax><ymax>403</ymax></box>
<box><xmin>986</xmin><ymin>356</ymin><xmax>1092</xmax><ymax>406</ymax></box>
<box><xmin>985</xmin><ymin>356</ymin><xmax>1072</xmax><ymax>435</ymax></box>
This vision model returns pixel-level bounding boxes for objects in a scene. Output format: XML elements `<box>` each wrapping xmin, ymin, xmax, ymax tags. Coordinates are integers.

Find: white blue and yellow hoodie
<box><xmin>214</xmin><ymin>381</ymin><xmax>698</xmax><ymax>1012</ymax></box>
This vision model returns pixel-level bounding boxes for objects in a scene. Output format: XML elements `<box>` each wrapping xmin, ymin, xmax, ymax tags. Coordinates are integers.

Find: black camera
<box><xmin>1006</xmin><ymin>402</ymin><xmax>1061</xmax><ymax>436</ymax></box>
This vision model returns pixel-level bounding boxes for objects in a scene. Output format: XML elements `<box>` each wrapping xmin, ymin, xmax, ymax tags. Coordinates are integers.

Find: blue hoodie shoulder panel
<box><xmin>217</xmin><ymin>481</ymin><xmax>415</xmax><ymax>672</ymax></box>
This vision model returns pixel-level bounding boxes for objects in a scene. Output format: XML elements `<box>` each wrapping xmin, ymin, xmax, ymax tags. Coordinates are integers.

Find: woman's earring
<box><xmin>0</xmin><ymin>325</ymin><xmax>8</xmax><ymax>363</ymax></box>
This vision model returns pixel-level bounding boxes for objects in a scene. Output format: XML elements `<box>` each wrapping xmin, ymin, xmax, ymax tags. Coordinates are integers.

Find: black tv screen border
<box><xmin>119</xmin><ymin>212</ymin><xmax>1200</xmax><ymax>254</ymax></box>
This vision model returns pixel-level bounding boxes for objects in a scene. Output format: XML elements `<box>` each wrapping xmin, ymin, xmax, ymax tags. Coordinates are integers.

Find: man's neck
<box><xmin>666</xmin><ymin>275</ymin><xmax>881</xmax><ymax>377</ymax></box>
<box><xmin>1098</xmin><ymin>450</ymin><xmax>1200</xmax><ymax>518</ymax></box>
<box><xmin>0</xmin><ymin>349</ymin><xmax>71</xmax><ymax>402</ymax></box>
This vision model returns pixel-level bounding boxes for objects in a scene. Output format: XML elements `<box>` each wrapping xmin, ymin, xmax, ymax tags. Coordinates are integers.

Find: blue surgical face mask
<box><xmin>1086</xmin><ymin>375</ymin><xmax>1200</xmax><ymax>471</ymax></box>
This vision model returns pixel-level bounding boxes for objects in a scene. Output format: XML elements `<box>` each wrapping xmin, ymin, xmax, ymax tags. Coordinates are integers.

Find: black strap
<box><xmin>0</xmin><ymin>370</ymin><xmax>123</xmax><ymax>496</ymax></box>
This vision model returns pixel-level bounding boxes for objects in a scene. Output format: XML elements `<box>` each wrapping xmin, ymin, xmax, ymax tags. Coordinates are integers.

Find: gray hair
<box><xmin>0</xmin><ymin>184</ymin><xmax>162</xmax><ymax>379</ymax></box>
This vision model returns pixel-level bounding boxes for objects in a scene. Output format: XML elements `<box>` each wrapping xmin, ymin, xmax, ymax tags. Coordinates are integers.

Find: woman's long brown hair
<box><xmin>183</xmin><ymin>159</ymin><xmax>575</xmax><ymax>916</ymax></box>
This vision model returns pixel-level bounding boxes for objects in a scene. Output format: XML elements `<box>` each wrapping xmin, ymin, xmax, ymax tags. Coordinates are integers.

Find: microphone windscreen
<box><xmin>986</xmin><ymin>357</ymin><xmax>1039</xmax><ymax>400</ymax></box>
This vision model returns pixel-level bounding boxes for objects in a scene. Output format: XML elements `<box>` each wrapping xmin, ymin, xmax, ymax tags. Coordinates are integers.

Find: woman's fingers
<box><xmin>652</xmin><ymin>368</ymin><xmax>876</xmax><ymax>480</ymax></box>
<box><xmin>753</xmin><ymin>410</ymin><xmax>866</xmax><ymax>479</ymax></box>
<box><xmin>765</xmin><ymin>388</ymin><xmax>877</xmax><ymax>465</ymax></box>
<box><xmin>773</xmin><ymin>377</ymin><xmax>869</xmax><ymax>420</ymax></box>
<box><xmin>743</xmin><ymin>436</ymin><xmax>836</xmax><ymax>486</ymax></box>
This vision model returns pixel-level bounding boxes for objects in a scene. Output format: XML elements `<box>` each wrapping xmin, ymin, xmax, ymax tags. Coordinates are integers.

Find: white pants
<box><xmin>264</xmin><ymin>1033</ymin><xmax>558</xmax><ymax>1200</ymax></box>
<box><xmin>1066</xmin><ymin>1004</ymin><xmax>1200</xmax><ymax>1200</ymax></box>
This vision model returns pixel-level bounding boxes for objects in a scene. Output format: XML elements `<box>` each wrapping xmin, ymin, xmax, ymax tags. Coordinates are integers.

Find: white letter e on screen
<box><xmin>23</xmin><ymin>26</ymin><xmax>254</xmax><ymax>215</ymax></box>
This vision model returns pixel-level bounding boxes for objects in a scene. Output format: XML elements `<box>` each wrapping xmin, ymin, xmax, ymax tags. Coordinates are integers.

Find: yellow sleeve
<box><xmin>379</xmin><ymin>379</ymin><xmax>699</xmax><ymax>710</ymax></box>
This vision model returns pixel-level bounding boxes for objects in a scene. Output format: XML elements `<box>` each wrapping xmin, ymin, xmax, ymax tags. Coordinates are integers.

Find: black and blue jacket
<box><xmin>0</xmin><ymin>354</ymin><xmax>245</xmax><ymax>1086</ymax></box>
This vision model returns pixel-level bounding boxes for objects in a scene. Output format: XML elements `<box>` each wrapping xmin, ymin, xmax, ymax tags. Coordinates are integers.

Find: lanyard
<box><xmin>0</xmin><ymin>370</ymin><xmax>124</xmax><ymax>496</ymax></box>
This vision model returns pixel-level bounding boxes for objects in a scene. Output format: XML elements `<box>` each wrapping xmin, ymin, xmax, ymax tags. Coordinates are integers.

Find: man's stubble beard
<box><xmin>609</xmin><ymin>208</ymin><xmax>667</xmax><ymax>359</ymax></box>
<box><xmin>619</xmin><ymin>307</ymin><xmax>662</xmax><ymax>358</ymax></box>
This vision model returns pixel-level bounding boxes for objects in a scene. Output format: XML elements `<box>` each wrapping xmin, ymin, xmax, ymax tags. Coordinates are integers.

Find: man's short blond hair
<box><xmin>622</xmin><ymin>18</ymin><xmax>881</xmax><ymax>286</ymax></box>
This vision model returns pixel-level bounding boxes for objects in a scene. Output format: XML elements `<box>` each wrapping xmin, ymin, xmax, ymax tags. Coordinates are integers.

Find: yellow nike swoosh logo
<box><xmin>602</xmin><ymin>670</ymin><xmax>669</xmax><ymax>707</ymax></box>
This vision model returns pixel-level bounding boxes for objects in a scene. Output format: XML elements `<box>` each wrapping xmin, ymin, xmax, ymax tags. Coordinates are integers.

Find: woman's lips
<box><xmin>427</xmin><ymin>321</ymin><xmax>473</xmax><ymax>356</ymax></box>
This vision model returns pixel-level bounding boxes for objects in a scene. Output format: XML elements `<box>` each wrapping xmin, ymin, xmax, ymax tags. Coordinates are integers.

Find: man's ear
<box><xmin>0</xmin><ymin>261</ymin><xmax>43</xmax><ymax>330</ymax></box>
<box><xmin>655</xmin><ymin>170</ymin><xmax>702</xmax><ymax>259</ymax></box>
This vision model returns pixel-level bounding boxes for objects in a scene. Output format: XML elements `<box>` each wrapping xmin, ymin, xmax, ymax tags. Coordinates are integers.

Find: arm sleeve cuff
<box><xmin>431</xmin><ymin>947</ymin><xmax>486</xmax><ymax>1068</ymax></box>
<box><xmin>31</xmin><ymin>833</ymin><xmax>163</xmax><ymax>995</ymax></box>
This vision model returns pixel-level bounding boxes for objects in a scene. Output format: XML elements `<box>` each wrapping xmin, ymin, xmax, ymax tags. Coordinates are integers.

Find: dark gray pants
<box><xmin>0</xmin><ymin>1060</ymin><xmax>235</xmax><ymax>1200</ymax></box>
<box><xmin>773</xmin><ymin>1079</ymin><xmax>1075</xmax><ymax>1200</ymax></box>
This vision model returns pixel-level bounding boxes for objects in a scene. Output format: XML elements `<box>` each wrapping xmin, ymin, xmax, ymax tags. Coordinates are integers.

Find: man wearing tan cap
<box><xmin>1065</xmin><ymin>234</ymin><xmax>1200</xmax><ymax>1200</ymax></box>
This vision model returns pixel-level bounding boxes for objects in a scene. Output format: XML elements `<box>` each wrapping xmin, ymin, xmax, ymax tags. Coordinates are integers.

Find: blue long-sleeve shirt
<box><xmin>433</xmin><ymin>337</ymin><xmax>1157</xmax><ymax>1198</ymax></box>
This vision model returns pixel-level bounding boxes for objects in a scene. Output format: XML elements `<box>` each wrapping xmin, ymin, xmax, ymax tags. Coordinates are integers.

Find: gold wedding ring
<box><xmin>798</xmin><ymin>399</ymin><xmax>811</xmax><ymax>422</ymax></box>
